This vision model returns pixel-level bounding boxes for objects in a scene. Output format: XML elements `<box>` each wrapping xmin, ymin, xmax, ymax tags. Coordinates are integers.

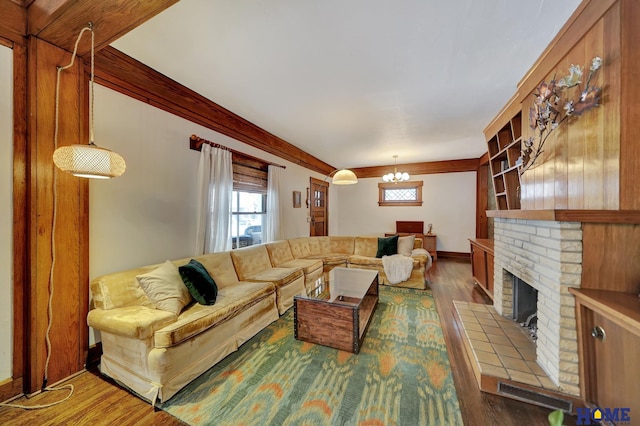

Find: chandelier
<box><xmin>382</xmin><ymin>155</ymin><xmax>410</xmax><ymax>183</ymax></box>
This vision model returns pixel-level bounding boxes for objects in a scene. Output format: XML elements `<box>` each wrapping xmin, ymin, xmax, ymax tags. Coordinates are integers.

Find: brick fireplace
<box><xmin>492</xmin><ymin>218</ymin><xmax>583</xmax><ymax>396</ymax></box>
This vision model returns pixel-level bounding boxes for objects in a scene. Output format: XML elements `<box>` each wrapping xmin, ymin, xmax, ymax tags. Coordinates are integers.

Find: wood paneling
<box><xmin>94</xmin><ymin>47</ymin><xmax>334</xmax><ymax>176</ymax></box>
<box><xmin>12</xmin><ymin>40</ymin><xmax>27</xmax><ymax>391</ymax></box>
<box><xmin>516</xmin><ymin>0</ymin><xmax>638</xmax><ymax>212</ymax></box>
<box><xmin>351</xmin><ymin>158</ymin><xmax>479</xmax><ymax>179</ymax></box>
<box><xmin>517</xmin><ymin>0</ymin><xmax>617</xmax><ymax>100</ymax></box>
<box><xmin>26</xmin><ymin>37</ymin><xmax>88</xmax><ymax>392</ymax></box>
<box><xmin>619</xmin><ymin>0</ymin><xmax>640</xmax><ymax>209</ymax></box>
<box><xmin>0</xmin><ymin>0</ymin><xmax>26</xmax><ymax>42</ymax></box>
<box><xmin>476</xmin><ymin>164</ymin><xmax>489</xmax><ymax>238</ymax></box>
<box><xmin>27</xmin><ymin>0</ymin><xmax>178</xmax><ymax>55</ymax></box>
<box><xmin>581</xmin><ymin>223</ymin><xmax>640</xmax><ymax>293</ymax></box>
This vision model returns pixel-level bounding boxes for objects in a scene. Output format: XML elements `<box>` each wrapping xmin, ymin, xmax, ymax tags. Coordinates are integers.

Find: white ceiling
<box><xmin>111</xmin><ymin>0</ymin><xmax>582</xmax><ymax>169</ymax></box>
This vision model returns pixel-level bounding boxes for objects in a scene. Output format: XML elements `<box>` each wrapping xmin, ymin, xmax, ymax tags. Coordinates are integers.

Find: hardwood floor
<box><xmin>0</xmin><ymin>260</ymin><xmax>576</xmax><ymax>425</ymax></box>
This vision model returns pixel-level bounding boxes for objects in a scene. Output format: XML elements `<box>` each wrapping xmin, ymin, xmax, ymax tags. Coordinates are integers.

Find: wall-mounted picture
<box><xmin>293</xmin><ymin>191</ymin><xmax>302</xmax><ymax>208</ymax></box>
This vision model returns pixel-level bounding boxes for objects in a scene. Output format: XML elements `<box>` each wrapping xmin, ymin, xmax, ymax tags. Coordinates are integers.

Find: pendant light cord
<box><xmin>0</xmin><ymin>24</ymin><xmax>95</xmax><ymax>411</ymax></box>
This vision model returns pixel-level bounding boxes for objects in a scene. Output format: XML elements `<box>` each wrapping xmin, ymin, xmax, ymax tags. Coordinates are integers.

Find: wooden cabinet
<box><xmin>570</xmin><ymin>289</ymin><xmax>640</xmax><ymax>411</ymax></box>
<box><xmin>485</xmin><ymin>107</ymin><xmax>522</xmax><ymax>210</ymax></box>
<box><xmin>386</xmin><ymin>233</ymin><xmax>437</xmax><ymax>261</ymax></box>
<box><xmin>469</xmin><ymin>239</ymin><xmax>494</xmax><ymax>299</ymax></box>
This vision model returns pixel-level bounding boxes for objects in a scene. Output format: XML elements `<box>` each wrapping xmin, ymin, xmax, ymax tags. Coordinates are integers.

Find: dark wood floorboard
<box><xmin>0</xmin><ymin>260</ymin><xmax>577</xmax><ymax>425</ymax></box>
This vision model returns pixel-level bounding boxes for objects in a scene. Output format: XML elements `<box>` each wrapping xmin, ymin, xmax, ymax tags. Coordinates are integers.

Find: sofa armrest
<box><xmin>87</xmin><ymin>306</ymin><xmax>176</xmax><ymax>340</ymax></box>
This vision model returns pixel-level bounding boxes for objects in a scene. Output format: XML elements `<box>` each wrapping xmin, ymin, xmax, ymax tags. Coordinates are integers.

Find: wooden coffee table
<box><xmin>293</xmin><ymin>267</ymin><xmax>378</xmax><ymax>353</ymax></box>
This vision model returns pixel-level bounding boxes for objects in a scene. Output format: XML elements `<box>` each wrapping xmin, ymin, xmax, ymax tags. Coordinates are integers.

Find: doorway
<box><xmin>309</xmin><ymin>177</ymin><xmax>329</xmax><ymax>236</ymax></box>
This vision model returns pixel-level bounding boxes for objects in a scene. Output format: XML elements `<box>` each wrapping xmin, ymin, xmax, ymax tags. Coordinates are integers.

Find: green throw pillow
<box><xmin>376</xmin><ymin>235</ymin><xmax>399</xmax><ymax>258</ymax></box>
<box><xmin>179</xmin><ymin>259</ymin><xmax>218</xmax><ymax>305</ymax></box>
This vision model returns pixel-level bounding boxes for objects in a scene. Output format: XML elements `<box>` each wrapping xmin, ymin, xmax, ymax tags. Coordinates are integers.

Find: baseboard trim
<box><xmin>438</xmin><ymin>251</ymin><xmax>471</xmax><ymax>262</ymax></box>
<box><xmin>86</xmin><ymin>342</ymin><xmax>103</xmax><ymax>369</ymax></box>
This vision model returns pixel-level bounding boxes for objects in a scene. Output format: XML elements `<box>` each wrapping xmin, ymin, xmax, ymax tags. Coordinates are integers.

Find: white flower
<box><xmin>559</xmin><ymin>64</ymin><xmax>583</xmax><ymax>88</ymax></box>
<box><xmin>564</xmin><ymin>101</ymin><xmax>574</xmax><ymax>115</ymax></box>
<box><xmin>591</xmin><ymin>56</ymin><xmax>602</xmax><ymax>71</ymax></box>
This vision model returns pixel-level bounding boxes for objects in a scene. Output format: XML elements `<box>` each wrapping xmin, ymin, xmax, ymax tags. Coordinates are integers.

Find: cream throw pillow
<box><xmin>136</xmin><ymin>260</ymin><xmax>192</xmax><ymax>316</ymax></box>
<box><xmin>397</xmin><ymin>235</ymin><xmax>416</xmax><ymax>257</ymax></box>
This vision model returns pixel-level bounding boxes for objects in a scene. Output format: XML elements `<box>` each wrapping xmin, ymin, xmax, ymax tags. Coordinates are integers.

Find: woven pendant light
<box><xmin>53</xmin><ymin>143</ymin><xmax>126</xmax><ymax>179</ymax></box>
<box><xmin>52</xmin><ymin>23</ymin><xmax>126</xmax><ymax>179</ymax></box>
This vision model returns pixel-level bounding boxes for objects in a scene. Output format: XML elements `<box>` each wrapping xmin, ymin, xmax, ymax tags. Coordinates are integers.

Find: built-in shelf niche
<box><xmin>487</xmin><ymin>111</ymin><xmax>522</xmax><ymax>210</ymax></box>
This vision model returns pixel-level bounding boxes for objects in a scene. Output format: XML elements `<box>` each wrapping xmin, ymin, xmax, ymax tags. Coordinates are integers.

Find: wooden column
<box><xmin>26</xmin><ymin>36</ymin><xmax>89</xmax><ymax>393</ymax></box>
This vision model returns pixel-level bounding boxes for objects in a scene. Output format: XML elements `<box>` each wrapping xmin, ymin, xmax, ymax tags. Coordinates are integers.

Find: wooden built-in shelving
<box><xmin>486</xmin><ymin>111</ymin><xmax>522</xmax><ymax>210</ymax></box>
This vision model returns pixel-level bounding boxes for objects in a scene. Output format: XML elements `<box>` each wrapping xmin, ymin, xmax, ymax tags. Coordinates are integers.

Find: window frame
<box><xmin>378</xmin><ymin>180</ymin><xmax>423</xmax><ymax>206</ymax></box>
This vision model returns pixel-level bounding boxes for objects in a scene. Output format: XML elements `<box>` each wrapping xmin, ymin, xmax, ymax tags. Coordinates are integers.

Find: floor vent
<box><xmin>498</xmin><ymin>382</ymin><xmax>573</xmax><ymax>412</ymax></box>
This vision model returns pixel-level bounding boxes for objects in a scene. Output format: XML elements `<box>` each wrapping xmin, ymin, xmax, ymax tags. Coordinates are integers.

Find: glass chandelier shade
<box><xmin>382</xmin><ymin>155</ymin><xmax>410</xmax><ymax>182</ymax></box>
<box><xmin>52</xmin><ymin>23</ymin><xmax>126</xmax><ymax>179</ymax></box>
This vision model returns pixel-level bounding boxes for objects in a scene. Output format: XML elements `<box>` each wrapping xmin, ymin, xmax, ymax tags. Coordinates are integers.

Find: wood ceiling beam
<box><xmin>94</xmin><ymin>46</ymin><xmax>336</xmax><ymax>176</ymax></box>
<box><xmin>0</xmin><ymin>0</ymin><xmax>27</xmax><ymax>43</ymax></box>
<box><xmin>26</xmin><ymin>0</ymin><xmax>178</xmax><ymax>55</ymax></box>
<box><xmin>350</xmin><ymin>158</ymin><xmax>481</xmax><ymax>179</ymax></box>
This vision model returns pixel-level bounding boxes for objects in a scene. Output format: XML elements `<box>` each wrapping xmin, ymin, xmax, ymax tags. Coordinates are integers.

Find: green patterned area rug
<box><xmin>161</xmin><ymin>286</ymin><xmax>463</xmax><ymax>425</ymax></box>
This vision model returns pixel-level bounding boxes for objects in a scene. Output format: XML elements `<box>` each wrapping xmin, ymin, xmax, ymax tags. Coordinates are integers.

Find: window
<box><xmin>378</xmin><ymin>181</ymin><xmax>423</xmax><ymax>206</ymax></box>
<box><xmin>231</xmin><ymin>152</ymin><xmax>268</xmax><ymax>248</ymax></box>
<box><xmin>231</xmin><ymin>190</ymin><xmax>266</xmax><ymax>249</ymax></box>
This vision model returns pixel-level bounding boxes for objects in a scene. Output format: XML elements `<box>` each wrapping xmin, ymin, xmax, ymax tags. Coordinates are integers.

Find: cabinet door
<box><xmin>591</xmin><ymin>313</ymin><xmax>640</xmax><ymax>410</ymax></box>
<box><xmin>471</xmin><ymin>245</ymin><xmax>487</xmax><ymax>289</ymax></box>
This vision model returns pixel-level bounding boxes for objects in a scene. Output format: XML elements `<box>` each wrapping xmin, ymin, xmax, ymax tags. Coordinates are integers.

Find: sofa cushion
<box><xmin>154</xmin><ymin>281</ymin><xmax>275</xmax><ymax>348</ymax></box>
<box><xmin>136</xmin><ymin>260</ymin><xmax>192</xmax><ymax>316</ymax></box>
<box><xmin>397</xmin><ymin>235</ymin><xmax>416</xmax><ymax>256</ymax></box>
<box><xmin>288</xmin><ymin>237</ymin><xmax>311</xmax><ymax>259</ymax></box>
<box><xmin>349</xmin><ymin>254</ymin><xmax>423</xmax><ymax>268</ymax></box>
<box><xmin>307</xmin><ymin>236</ymin><xmax>331</xmax><ymax>255</ymax></box>
<box><xmin>330</xmin><ymin>236</ymin><xmax>355</xmax><ymax>254</ymax></box>
<box><xmin>230</xmin><ymin>245</ymin><xmax>273</xmax><ymax>281</ymax></box>
<box><xmin>376</xmin><ymin>235</ymin><xmax>399</xmax><ymax>258</ymax></box>
<box><xmin>91</xmin><ymin>266</ymin><xmax>159</xmax><ymax>310</ymax></box>
<box><xmin>265</xmin><ymin>240</ymin><xmax>295</xmax><ymax>266</ymax></box>
<box><xmin>306</xmin><ymin>253</ymin><xmax>350</xmax><ymax>265</ymax></box>
<box><xmin>179</xmin><ymin>259</ymin><xmax>218</xmax><ymax>305</ymax></box>
<box><xmin>246</xmin><ymin>267</ymin><xmax>304</xmax><ymax>288</ymax></box>
<box><xmin>87</xmin><ymin>305</ymin><xmax>177</xmax><ymax>340</ymax></box>
<box><xmin>277</xmin><ymin>258</ymin><xmax>323</xmax><ymax>274</ymax></box>
<box><xmin>191</xmin><ymin>252</ymin><xmax>240</xmax><ymax>289</ymax></box>
<box><xmin>354</xmin><ymin>236</ymin><xmax>379</xmax><ymax>257</ymax></box>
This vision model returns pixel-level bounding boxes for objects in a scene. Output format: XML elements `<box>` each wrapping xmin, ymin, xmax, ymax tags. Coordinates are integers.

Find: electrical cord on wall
<box><xmin>0</xmin><ymin>25</ymin><xmax>94</xmax><ymax>411</ymax></box>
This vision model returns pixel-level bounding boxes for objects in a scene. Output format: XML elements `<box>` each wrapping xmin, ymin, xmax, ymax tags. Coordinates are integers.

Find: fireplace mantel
<box><xmin>486</xmin><ymin>209</ymin><xmax>640</xmax><ymax>224</ymax></box>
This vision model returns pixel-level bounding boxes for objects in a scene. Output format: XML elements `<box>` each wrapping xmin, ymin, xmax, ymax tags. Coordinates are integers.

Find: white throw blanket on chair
<box><xmin>382</xmin><ymin>254</ymin><xmax>414</xmax><ymax>285</ymax></box>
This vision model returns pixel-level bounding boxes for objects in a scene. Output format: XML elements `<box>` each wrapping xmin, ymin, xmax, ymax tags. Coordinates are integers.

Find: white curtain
<box><xmin>263</xmin><ymin>165</ymin><xmax>282</xmax><ymax>242</ymax></box>
<box><xmin>194</xmin><ymin>144</ymin><xmax>233</xmax><ymax>254</ymax></box>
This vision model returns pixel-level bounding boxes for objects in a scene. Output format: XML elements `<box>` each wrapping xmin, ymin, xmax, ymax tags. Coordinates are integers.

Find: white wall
<box><xmin>90</xmin><ymin>85</ymin><xmax>325</xmax><ymax>279</ymax></box>
<box><xmin>0</xmin><ymin>46</ymin><xmax>13</xmax><ymax>380</ymax></box>
<box><xmin>334</xmin><ymin>172</ymin><xmax>476</xmax><ymax>253</ymax></box>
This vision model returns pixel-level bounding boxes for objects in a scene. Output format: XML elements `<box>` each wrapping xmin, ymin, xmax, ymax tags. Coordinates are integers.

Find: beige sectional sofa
<box><xmin>87</xmin><ymin>235</ymin><xmax>432</xmax><ymax>404</ymax></box>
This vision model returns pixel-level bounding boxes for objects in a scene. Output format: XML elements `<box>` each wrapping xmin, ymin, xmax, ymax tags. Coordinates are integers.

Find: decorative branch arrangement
<box><xmin>518</xmin><ymin>56</ymin><xmax>603</xmax><ymax>174</ymax></box>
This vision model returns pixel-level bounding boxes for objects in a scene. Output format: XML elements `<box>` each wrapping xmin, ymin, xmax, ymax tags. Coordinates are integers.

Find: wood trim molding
<box><xmin>26</xmin><ymin>0</ymin><xmax>178</xmax><ymax>56</ymax></box>
<box><xmin>0</xmin><ymin>1</ymin><xmax>26</xmax><ymax>42</ymax></box>
<box><xmin>93</xmin><ymin>47</ymin><xmax>335</xmax><ymax>176</ymax></box>
<box><xmin>353</xmin><ymin>158</ymin><xmax>480</xmax><ymax>179</ymax></box>
<box><xmin>378</xmin><ymin>180</ymin><xmax>423</xmax><ymax>207</ymax></box>
<box><xmin>12</xmin><ymin>40</ymin><xmax>28</xmax><ymax>392</ymax></box>
<box><xmin>486</xmin><ymin>209</ymin><xmax>640</xmax><ymax>224</ymax></box>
